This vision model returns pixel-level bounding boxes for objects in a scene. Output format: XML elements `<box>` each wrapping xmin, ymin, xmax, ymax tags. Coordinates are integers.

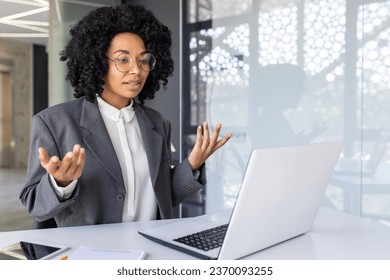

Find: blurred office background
<box><xmin>1</xmin><ymin>0</ymin><xmax>390</xmax><ymax>231</ymax></box>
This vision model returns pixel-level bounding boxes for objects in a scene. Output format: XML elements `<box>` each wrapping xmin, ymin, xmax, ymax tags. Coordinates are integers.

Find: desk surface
<box><xmin>1</xmin><ymin>207</ymin><xmax>390</xmax><ymax>260</ymax></box>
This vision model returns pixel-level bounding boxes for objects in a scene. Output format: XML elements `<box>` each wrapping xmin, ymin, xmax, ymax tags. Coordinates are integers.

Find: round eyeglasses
<box><xmin>108</xmin><ymin>53</ymin><xmax>156</xmax><ymax>72</ymax></box>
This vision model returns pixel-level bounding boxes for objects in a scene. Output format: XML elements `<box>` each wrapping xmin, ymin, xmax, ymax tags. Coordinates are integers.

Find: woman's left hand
<box><xmin>188</xmin><ymin>122</ymin><xmax>232</xmax><ymax>172</ymax></box>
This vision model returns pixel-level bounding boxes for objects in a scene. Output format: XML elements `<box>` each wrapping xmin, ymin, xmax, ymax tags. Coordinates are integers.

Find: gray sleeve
<box><xmin>19</xmin><ymin>114</ymin><xmax>78</xmax><ymax>222</ymax></box>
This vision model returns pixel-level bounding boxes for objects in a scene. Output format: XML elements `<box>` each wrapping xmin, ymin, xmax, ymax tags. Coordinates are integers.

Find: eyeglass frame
<box><xmin>107</xmin><ymin>52</ymin><xmax>156</xmax><ymax>72</ymax></box>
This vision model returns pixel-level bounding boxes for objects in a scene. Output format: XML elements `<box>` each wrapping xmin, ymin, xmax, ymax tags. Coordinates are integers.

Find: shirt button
<box><xmin>116</xmin><ymin>194</ymin><xmax>124</xmax><ymax>201</ymax></box>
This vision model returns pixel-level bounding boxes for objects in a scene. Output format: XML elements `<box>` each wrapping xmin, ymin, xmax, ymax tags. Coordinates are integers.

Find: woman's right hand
<box><xmin>38</xmin><ymin>144</ymin><xmax>86</xmax><ymax>187</ymax></box>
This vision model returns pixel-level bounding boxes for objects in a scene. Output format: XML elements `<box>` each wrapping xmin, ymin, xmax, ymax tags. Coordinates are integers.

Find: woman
<box><xmin>20</xmin><ymin>4</ymin><xmax>231</xmax><ymax>228</ymax></box>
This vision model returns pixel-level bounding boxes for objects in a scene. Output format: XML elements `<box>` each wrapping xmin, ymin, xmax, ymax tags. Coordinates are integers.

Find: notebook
<box><xmin>138</xmin><ymin>141</ymin><xmax>343</xmax><ymax>260</ymax></box>
<box><xmin>334</xmin><ymin>132</ymin><xmax>390</xmax><ymax>176</ymax></box>
<box><xmin>67</xmin><ymin>246</ymin><xmax>146</xmax><ymax>260</ymax></box>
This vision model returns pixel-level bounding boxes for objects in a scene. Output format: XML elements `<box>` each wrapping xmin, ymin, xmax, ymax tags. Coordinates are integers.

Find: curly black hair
<box><xmin>59</xmin><ymin>4</ymin><xmax>174</xmax><ymax>104</ymax></box>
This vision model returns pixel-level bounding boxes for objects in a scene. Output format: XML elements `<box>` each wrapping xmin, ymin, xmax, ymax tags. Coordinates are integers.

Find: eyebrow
<box><xmin>112</xmin><ymin>49</ymin><xmax>148</xmax><ymax>56</ymax></box>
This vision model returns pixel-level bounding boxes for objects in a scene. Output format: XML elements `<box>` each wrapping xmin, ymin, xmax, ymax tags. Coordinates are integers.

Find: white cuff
<box><xmin>49</xmin><ymin>175</ymin><xmax>78</xmax><ymax>200</ymax></box>
<box><xmin>193</xmin><ymin>170</ymin><xmax>200</xmax><ymax>180</ymax></box>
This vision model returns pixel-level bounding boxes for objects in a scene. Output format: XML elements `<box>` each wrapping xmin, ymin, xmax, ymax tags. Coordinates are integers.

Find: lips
<box><xmin>123</xmin><ymin>80</ymin><xmax>142</xmax><ymax>86</ymax></box>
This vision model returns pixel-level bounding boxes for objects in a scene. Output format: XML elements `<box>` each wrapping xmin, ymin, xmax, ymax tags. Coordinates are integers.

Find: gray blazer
<box><xmin>20</xmin><ymin>97</ymin><xmax>206</xmax><ymax>227</ymax></box>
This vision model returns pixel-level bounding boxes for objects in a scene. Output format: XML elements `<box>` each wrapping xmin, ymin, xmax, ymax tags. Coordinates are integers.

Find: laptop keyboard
<box><xmin>173</xmin><ymin>224</ymin><xmax>228</xmax><ymax>251</ymax></box>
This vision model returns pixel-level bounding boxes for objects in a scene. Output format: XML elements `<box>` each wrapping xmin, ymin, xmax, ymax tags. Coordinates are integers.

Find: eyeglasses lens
<box><xmin>115</xmin><ymin>53</ymin><xmax>156</xmax><ymax>72</ymax></box>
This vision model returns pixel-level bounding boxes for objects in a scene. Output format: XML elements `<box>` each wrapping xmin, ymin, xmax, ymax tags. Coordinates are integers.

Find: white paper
<box><xmin>68</xmin><ymin>246</ymin><xmax>146</xmax><ymax>260</ymax></box>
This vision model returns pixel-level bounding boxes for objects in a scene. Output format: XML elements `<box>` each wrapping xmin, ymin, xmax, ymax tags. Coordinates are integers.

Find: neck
<box><xmin>100</xmin><ymin>94</ymin><xmax>131</xmax><ymax>109</ymax></box>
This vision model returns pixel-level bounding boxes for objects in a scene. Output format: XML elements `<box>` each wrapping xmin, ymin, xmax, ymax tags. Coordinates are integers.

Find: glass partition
<box><xmin>182</xmin><ymin>0</ymin><xmax>390</xmax><ymax>223</ymax></box>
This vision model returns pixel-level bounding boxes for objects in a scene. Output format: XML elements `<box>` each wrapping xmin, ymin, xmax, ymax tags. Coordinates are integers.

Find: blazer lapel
<box><xmin>79</xmin><ymin>99</ymin><xmax>124</xmax><ymax>188</ymax></box>
<box><xmin>134</xmin><ymin>103</ymin><xmax>163</xmax><ymax>187</ymax></box>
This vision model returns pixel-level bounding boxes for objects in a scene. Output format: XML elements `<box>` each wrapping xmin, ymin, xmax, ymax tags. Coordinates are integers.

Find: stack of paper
<box><xmin>67</xmin><ymin>246</ymin><xmax>146</xmax><ymax>260</ymax></box>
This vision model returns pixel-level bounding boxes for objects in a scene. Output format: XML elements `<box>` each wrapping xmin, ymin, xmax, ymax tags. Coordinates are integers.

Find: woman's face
<box><xmin>102</xmin><ymin>32</ymin><xmax>150</xmax><ymax>109</ymax></box>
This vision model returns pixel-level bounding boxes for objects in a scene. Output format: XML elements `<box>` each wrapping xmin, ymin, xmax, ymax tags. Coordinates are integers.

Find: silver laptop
<box><xmin>139</xmin><ymin>141</ymin><xmax>343</xmax><ymax>260</ymax></box>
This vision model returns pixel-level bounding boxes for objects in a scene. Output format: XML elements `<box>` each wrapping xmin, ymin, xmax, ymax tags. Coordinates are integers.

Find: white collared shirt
<box><xmin>51</xmin><ymin>97</ymin><xmax>157</xmax><ymax>222</ymax></box>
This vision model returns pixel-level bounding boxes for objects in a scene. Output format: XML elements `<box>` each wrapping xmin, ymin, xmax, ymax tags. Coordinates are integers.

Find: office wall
<box><xmin>33</xmin><ymin>45</ymin><xmax>48</xmax><ymax>115</ymax></box>
<box><xmin>48</xmin><ymin>0</ymin><xmax>120</xmax><ymax>106</ymax></box>
<box><xmin>0</xmin><ymin>39</ymin><xmax>31</xmax><ymax>168</ymax></box>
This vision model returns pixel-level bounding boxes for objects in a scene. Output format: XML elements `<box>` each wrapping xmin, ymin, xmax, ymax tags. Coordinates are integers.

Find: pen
<box><xmin>60</xmin><ymin>255</ymin><xmax>68</xmax><ymax>260</ymax></box>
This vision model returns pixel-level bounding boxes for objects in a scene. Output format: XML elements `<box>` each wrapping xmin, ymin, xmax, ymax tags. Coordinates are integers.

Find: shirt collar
<box><xmin>97</xmin><ymin>96</ymin><xmax>135</xmax><ymax>123</ymax></box>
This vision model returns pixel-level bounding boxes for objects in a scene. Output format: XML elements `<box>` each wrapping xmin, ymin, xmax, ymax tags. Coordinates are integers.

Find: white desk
<box><xmin>1</xmin><ymin>207</ymin><xmax>390</xmax><ymax>260</ymax></box>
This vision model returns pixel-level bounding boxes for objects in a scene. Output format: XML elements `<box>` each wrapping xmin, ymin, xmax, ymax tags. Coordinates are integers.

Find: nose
<box><xmin>128</xmin><ymin>60</ymin><xmax>141</xmax><ymax>74</ymax></box>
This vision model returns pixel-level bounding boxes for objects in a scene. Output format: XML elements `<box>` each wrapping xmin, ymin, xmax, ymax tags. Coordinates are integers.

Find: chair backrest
<box><xmin>33</xmin><ymin>218</ymin><xmax>57</xmax><ymax>229</ymax></box>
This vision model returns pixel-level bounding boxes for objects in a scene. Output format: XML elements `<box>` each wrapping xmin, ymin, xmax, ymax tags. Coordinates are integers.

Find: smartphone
<box><xmin>0</xmin><ymin>241</ymin><xmax>68</xmax><ymax>260</ymax></box>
